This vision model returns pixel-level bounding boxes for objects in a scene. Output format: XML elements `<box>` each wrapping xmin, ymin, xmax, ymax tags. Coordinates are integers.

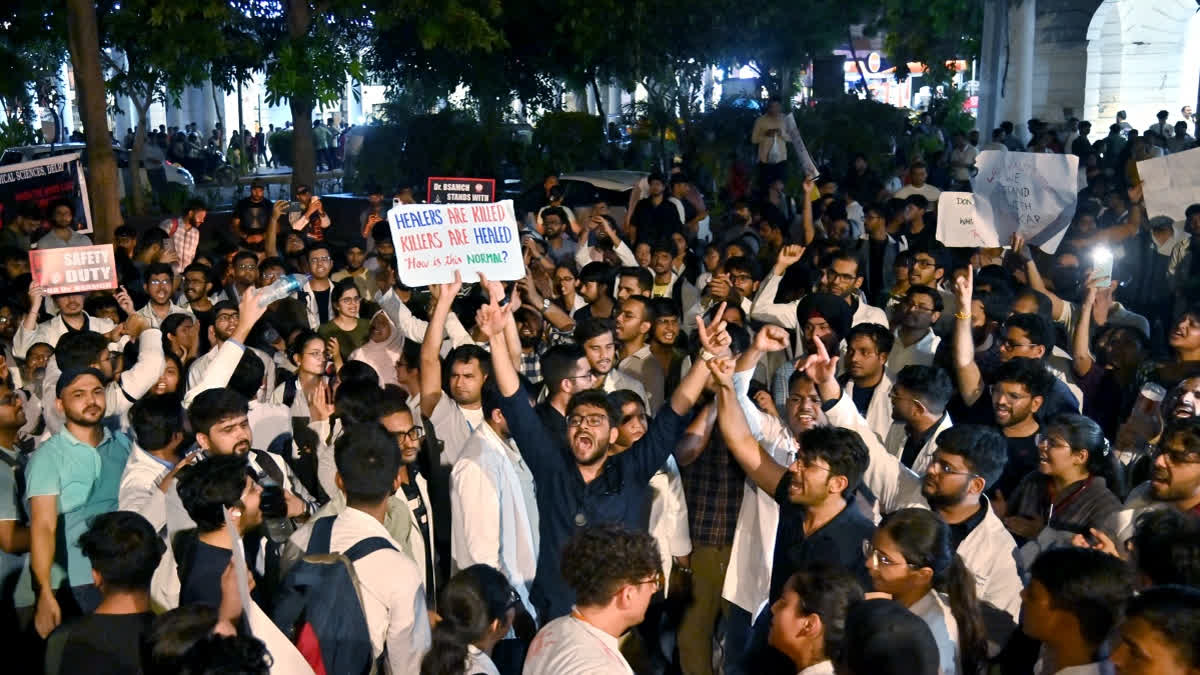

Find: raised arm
<box><xmin>266</xmin><ymin>201</ymin><xmax>287</xmax><ymax>259</ymax></box>
<box><xmin>801</xmin><ymin>178</ymin><xmax>815</xmax><ymax>245</ymax></box>
<box><xmin>475</xmin><ymin>276</ymin><xmax>519</xmax><ymax>397</ymax></box>
<box><xmin>1014</xmin><ymin>234</ymin><xmax>1066</xmax><ymax>321</ymax></box>
<box><xmin>951</xmin><ymin>272</ymin><xmax>984</xmax><ymax>406</ymax></box>
<box><xmin>1073</xmin><ymin>279</ymin><xmax>1099</xmax><ymax>378</ymax></box>
<box><xmin>750</xmin><ymin>245</ymin><xmax>804</xmax><ymax>330</ymax></box>
<box><xmin>674</xmin><ymin>402</ymin><xmax>717</xmax><ymax>467</ymax></box>
<box><xmin>709</xmin><ymin>356</ymin><xmax>789</xmax><ymax>495</ymax></box>
<box><xmin>419</xmin><ymin>272</ymin><xmax>462</xmax><ymax>418</ymax></box>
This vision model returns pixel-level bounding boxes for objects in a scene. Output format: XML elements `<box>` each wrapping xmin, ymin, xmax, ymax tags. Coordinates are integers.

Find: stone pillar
<box><xmin>1002</xmin><ymin>0</ymin><xmax>1036</xmax><ymax>145</ymax></box>
<box><xmin>977</xmin><ymin>0</ymin><xmax>1007</xmax><ymax>134</ymax></box>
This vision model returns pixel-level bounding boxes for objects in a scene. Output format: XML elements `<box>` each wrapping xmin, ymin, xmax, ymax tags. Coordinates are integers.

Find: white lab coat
<box><xmin>883</xmin><ymin>414</ymin><xmax>955</xmax><ymax>476</ymax></box>
<box><xmin>844</xmin><ymin>373</ymin><xmax>894</xmax><ymax>443</ymax></box>
<box><xmin>450</xmin><ymin>422</ymin><xmax>540</xmax><ymax>620</ymax></box>
<box><xmin>956</xmin><ymin>498</ymin><xmax>1023</xmax><ymax>624</ymax></box>
<box><xmin>647</xmin><ymin>456</ymin><xmax>691</xmax><ymax>598</ymax></box>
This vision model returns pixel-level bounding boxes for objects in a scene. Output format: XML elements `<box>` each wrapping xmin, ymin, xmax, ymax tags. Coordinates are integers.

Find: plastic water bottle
<box><xmin>257</xmin><ymin>273</ymin><xmax>309</xmax><ymax>307</ymax></box>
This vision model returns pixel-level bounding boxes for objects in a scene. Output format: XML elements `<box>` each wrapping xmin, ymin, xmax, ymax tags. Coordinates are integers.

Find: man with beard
<box><xmin>34</xmin><ymin>201</ymin><xmax>92</xmax><ymax>250</ymax></box>
<box><xmin>614</xmin><ymin>295</ymin><xmax>665</xmax><ymax>412</ymax></box>
<box><xmin>573</xmin><ymin>261</ymin><xmax>616</xmax><ymax>322</ymax></box>
<box><xmin>918</xmin><ymin>424</ymin><xmax>1022</xmax><ymax>632</ymax></box>
<box><xmin>223</xmin><ymin>251</ymin><xmax>260</xmax><ymax>306</ymax></box>
<box><xmin>450</xmin><ymin>382</ymin><xmax>539</xmax><ymax>634</ymax></box>
<box><xmin>179</xmin><ymin>263</ymin><xmax>216</xmax><ymax>350</ymax></box>
<box><xmin>648</xmin><ymin>298</ymin><xmax>689</xmax><ymax>400</ymax></box>
<box><xmin>617</xmin><ymin>266</ymin><xmax>653</xmax><ymax>303</ymax></box>
<box><xmin>128</xmin><ymin>263</ymin><xmax>193</xmax><ymax>328</ymax></box>
<box><xmin>534</xmin><ymin>344</ymin><xmax>596</xmax><ymax>440</ymax></box>
<box><xmin>159</xmin><ymin>199</ymin><xmax>205</xmax><ymax>273</ymax></box>
<box><xmin>185</xmin><ymin>300</ymin><xmax>276</xmax><ymax>399</ymax></box>
<box><xmin>287</xmin><ymin>184</ymin><xmax>331</xmax><ymax>242</ymax></box>
<box><xmin>15</xmin><ymin>286</ymin><xmax>122</xmax><ymax>360</ymax></box>
<box><xmin>769</xmin><ymin>291</ymin><xmax>853</xmax><ymax>411</ymax></box>
<box><xmin>540</xmin><ymin>207</ymin><xmax>577</xmax><ymax>267</ymax></box>
<box><xmin>26</xmin><ymin>368</ymin><xmax>132</xmax><ymax>637</ymax></box>
<box><xmin>712</xmin><ymin>325</ymin><xmax>924</xmax><ymax>675</ymax></box>
<box><xmin>474</xmin><ymin>277</ymin><xmax>716</xmax><ymax>622</ymax></box>
<box><xmin>888</xmin><ymin>244</ymin><xmax>956</xmax><ymax>335</ymax></box>
<box><xmin>884</xmin><ymin>364</ymin><xmax>955</xmax><ymax>474</ymax></box>
<box><xmin>843</xmin><ymin>323</ymin><xmax>894</xmax><ymax>442</ymax></box>
<box><xmin>820</xmin><ymin>251</ymin><xmax>888</xmax><ymax>328</ymax></box>
<box><xmin>985</xmin><ymin>358</ymin><xmax>1055</xmax><ymax>502</ymax></box>
<box><xmin>1166</xmin><ymin>376</ymin><xmax>1200</xmax><ymax>420</ymax></box>
<box><xmin>648</xmin><ymin>240</ymin><xmax>699</xmax><ymax>315</ymax></box>
<box><xmin>231</xmin><ymin>179</ymin><xmax>273</xmax><ymax>250</ymax></box>
<box><xmin>1109</xmin><ymin>419</ymin><xmax>1200</xmax><ymax>550</ymax></box>
<box><xmin>887</xmin><ymin>285</ymin><xmax>942</xmax><ymax>377</ymax></box>
<box><xmin>0</xmin><ymin>382</ymin><xmax>28</xmax><ymax>648</ymax></box>
<box><xmin>629</xmin><ymin>172</ymin><xmax>685</xmax><ymax>245</ymax></box>
<box><xmin>574</xmin><ymin>318</ymin><xmax>647</xmax><ymax>404</ymax></box>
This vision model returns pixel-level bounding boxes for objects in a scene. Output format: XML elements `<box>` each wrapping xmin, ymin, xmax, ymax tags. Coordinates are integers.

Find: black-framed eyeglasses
<box><xmin>394</xmin><ymin>426</ymin><xmax>425</xmax><ymax>442</ymax></box>
<box><xmin>1150</xmin><ymin>443</ymin><xmax>1200</xmax><ymax>465</ymax></box>
<box><xmin>567</xmin><ymin>414</ymin><xmax>608</xmax><ymax>428</ymax></box>
<box><xmin>928</xmin><ymin>458</ymin><xmax>975</xmax><ymax>479</ymax></box>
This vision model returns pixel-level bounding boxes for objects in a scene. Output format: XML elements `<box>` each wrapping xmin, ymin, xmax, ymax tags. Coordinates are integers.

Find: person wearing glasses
<box><xmin>1104</xmin><ymin>418</ymin><xmax>1200</xmax><ymax>552</ymax></box>
<box><xmin>298</xmin><ymin>242</ymin><xmax>337</xmax><ymax>329</ymax></box>
<box><xmin>317</xmin><ymin>278</ymin><xmax>370</xmax><ymax>366</ymax></box>
<box><xmin>475</xmin><ymin>277</ymin><xmax>717</xmax><ymax>624</ymax></box>
<box><xmin>887</xmin><ymin>285</ymin><xmax>943</xmax><ymax>377</ymax></box>
<box><xmin>523</xmin><ymin>524</ymin><xmax>662</xmax><ymax>675</ymax></box>
<box><xmin>128</xmin><ymin>263</ymin><xmax>194</xmax><ymax>329</ymax></box>
<box><xmin>884</xmin><ymin>364</ymin><xmax>955</xmax><ymax>474</ymax></box>
<box><xmin>865</xmin><ymin>508</ymin><xmax>989</xmax><ymax>675</ymax></box>
<box><xmin>450</xmin><ymin>381</ymin><xmax>540</xmax><ymax>633</ymax></box>
<box><xmin>1003</xmin><ymin>414</ymin><xmax>1124</xmax><ymax>564</ymax></box>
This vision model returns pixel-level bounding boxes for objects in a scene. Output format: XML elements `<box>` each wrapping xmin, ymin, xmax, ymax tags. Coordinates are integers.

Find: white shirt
<box><xmin>466</xmin><ymin>646</ymin><xmax>501</xmax><ymax>675</ymax></box>
<box><xmin>599</xmin><ymin>368</ymin><xmax>649</xmax><ymax>407</ymax></box>
<box><xmin>911</xmin><ymin>589</ymin><xmax>961</xmax><ymax>675</ymax></box>
<box><xmin>135</xmin><ymin>301</ymin><xmax>194</xmax><ymax>329</ymax></box>
<box><xmin>647</xmin><ymin>456</ymin><xmax>691</xmax><ymax>597</ymax></box>
<box><xmin>523</xmin><ymin>614</ymin><xmax>634</xmax><ymax>675</ymax></box>
<box><xmin>451</xmin><ymin>422</ymin><xmax>540</xmax><ymax>620</ymax></box>
<box><xmin>248</xmin><ymin>399</ymin><xmax>292</xmax><ymax>450</ymax></box>
<box><xmin>798</xmin><ymin>661</ymin><xmax>835</xmax><ymax>675</ymax></box>
<box><xmin>118</xmin><ymin>445</ymin><xmax>174</xmax><ymax>534</ymax></box>
<box><xmin>39</xmin><ymin>328</ymin><xmax>164</xmax><ymax>434</ymax></box>
<box><xmin>883</xmin><ymin>414</ymin><xmax>953</xmax><ymax>476</ymax></box>
<box><xmin>14</xmin><ymin>312</ymin><xmax>116</xmax><ymax>359</ymax></box>
<box><xmin>187</xmin><ymin>341</ymin><xmax>276</xmax><ymax>403</ymax></box>
<box><xmin>893</xmin><ymin>183</ymin><xmax>943</xmax><ymax>204</ymax></box>
<box><xmin>844</xmin><ymin>373</ymin><xmax>894</xmax><ymax>443</ymax></box>
<box><xmin>290</xmin><ymin>508</ymin><xmax>431</xmax><ymax>675</ymax></box>
<box><xmin>429</xmin><ymin>395</ymin><xmax>484</xmax><ymax>466</ymax></box>
<box><xmin>886</xmin><ymin>329</ymin><xmax>941</xmax><ymax>377</ymax></box>
<box><xmin>852</xmin><ymin>296</ymin><xmax>889</xmax><ymax>328</ymax></box>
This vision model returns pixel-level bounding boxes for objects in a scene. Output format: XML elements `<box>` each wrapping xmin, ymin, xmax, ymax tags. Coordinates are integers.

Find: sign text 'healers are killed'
<box><xmin>387</xmin><ymin>199</ymin><xmax>524</xmax><ymax>286</ymax></box>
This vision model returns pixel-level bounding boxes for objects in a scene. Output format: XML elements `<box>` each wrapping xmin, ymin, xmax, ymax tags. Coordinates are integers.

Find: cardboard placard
<box><xmin>970</xmin><ymin>151</ymin><xmax>1080</xmax><ymax>253</ymax></box>
<box><xmin>426</xmin><ymin>176</ymin><xmax>496</xmax><ymax>204</ymax></box>
<box><xmin>29</xmin><ymin>244</ymin><xmax>117</xmax><ymax>295</ymax></box>
<box><xmin>1136</xmin><ymin>147</ymin><xmax>1200</xmax><ymax>223</ymax></box>
<box><xmin>388</xmin><ymin>199</ymin><xmax>523</xmax><ymax>286</ymax></box>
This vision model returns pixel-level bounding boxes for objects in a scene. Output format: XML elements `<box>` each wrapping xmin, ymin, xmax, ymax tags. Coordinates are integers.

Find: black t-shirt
<box><xmin>850</xmin><ymin>384</ymin><xmax>875</xmax><ymax>418</ymax></box>
<box><xmin>234</xmin><ymin>197</ymin><xmax>273</xmax><ymax>237</ymax></box>
<box><xmin>191</xmin><ymin>305</ymin><xmax>215</xmax><ymax>355</ymax></box>
<box><xmin>48</xmin><ymin>612</ymin><xmax>155</xmax><ymax>675</ymax></box>
<box><xmin>946</xmin><ymin>502</ymin><xmax>988</xmax><ymax>550</ymax></box>
<box><xmin>769</xmin><ymin>473</ymin><xmax>875</xmax><ymax>601</ymax></box>
<box><xmin>179</xmin><ymin>539</ymin><xmax>232</xmax><ymax>608</ymax></box>
<box><xmin>995</xmin><ymin>431</ymin><xmax>1040</xmax><ymax>498</ymax></box>
<box><xmin>313</xmin><ymin>288</ymin><xmax>332</xmax><ymax>325</ymax></box>
<box><xmin>535</xmin><ymin>401</ymin><xmax>567</xmax><ymax>441</ymax></box>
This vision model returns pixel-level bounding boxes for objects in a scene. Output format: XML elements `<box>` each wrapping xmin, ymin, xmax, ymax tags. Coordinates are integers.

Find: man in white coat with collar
<box><xmin>842</xmin><ymin>323</ymin><xmax>895</xmax><ymax>443</ymax></box>
<box><xmin>884</xmin><ymin>364</ymin><xmax>955</xmax><ymax>475</ymax></box>
<box><xmin>450</xmin><ymin>383</ymin><xmax>540</xmax><ymax>622</ymax></box>
<box><xmin>919</xmin><ymin>423</ymin><xmax>1023</xmax><ymax>649</ymax></box>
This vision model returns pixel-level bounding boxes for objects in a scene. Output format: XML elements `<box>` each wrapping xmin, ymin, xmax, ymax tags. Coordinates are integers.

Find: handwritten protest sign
<box><xmin>1136</xmin><ymin>147</ymin><xmax>1200</xmax><ymax>223</ymax></box>
<box><xmin>0</xmin><ymin>153</ymin><xmax>94</xmax><ymax>235</ymax></box>
<box><xmin>388</xmin><ymin>199</ymin><xmax>523</xmax><ymax>286</ymax></box>
<box><xmin>971</xmin><ymin>151</ymin><xmax>1079</xmax><ymax>253</ymax></box>
<box><xmin>936</xmin><ymin>192</ymin><xmax>1001</xmax><ymax>248</ymax></box>
<box><xmin>29</xmin><ymin>244</ymin><xmax>117</xmax><ymax>295</ymax></box>
<box><xmin>427</xmin><ymin>177</ymin><xmax>497</xmax><ymax>204</ymax></box>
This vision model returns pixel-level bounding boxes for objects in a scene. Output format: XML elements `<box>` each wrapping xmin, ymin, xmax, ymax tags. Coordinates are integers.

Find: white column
<box><xmin>1002</xmin><ymin>0</ymin><xmax>1036</xmax><ymax>144</ymax></box>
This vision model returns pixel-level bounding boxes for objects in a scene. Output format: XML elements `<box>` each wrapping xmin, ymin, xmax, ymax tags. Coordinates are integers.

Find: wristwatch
<box><xmin>542</xmin><ymin>298</ymin><xmax>551</xmax><ymax>312</ymax></box>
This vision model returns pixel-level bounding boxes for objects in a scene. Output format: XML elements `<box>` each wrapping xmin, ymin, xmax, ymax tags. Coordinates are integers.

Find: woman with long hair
<box><xmin>317</xmin><ymin>278</ymin><xmax>371</xmax><ymax>368</ymax></box>
<box><xmin>420</xmin><ymin>565</ymin><xmax>521</xmax><ymax>675</ymax></box>
<box><xmin>1003</xmin><ymin>413</ymin><xmax>1124</xmax><ymax>564</ymax></box>
<box><xmin>271</xmin><ymin>330</ymin><xmax>329</xmax><ymax>418</ymax></box>
<box><xmin>866</xmin><ymin>508</ymin><xmax>988</xmax><ymax>675</ymax></box>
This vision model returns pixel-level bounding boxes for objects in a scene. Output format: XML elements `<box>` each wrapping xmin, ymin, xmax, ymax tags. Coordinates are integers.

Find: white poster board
<box><xmin>969</xmin><ymin>151</ymin><xmax>1080</xmax><ymax>253</ymax></box>
<box><xmin>1136</xmin><ymin>147</ymin><xmax>1200</xmax><ymax>223</ymax></box>
<box><xmin>387</xmin><ymin>199</ymin><xmax>524</xmax><ymax>286</ymax></box>
<box><xmin>936</xmin><ymin>192</ymin><xmax>1000</xmax><ymax>248</ymax></box>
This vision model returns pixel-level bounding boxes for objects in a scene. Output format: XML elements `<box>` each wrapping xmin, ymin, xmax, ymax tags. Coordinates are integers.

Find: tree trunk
<box><xmin>237</xmin><ymin>77</ymin><xmax>247</xmax><ymax>173</ymax></box>
<box><xmin>211</xmin><ymin>79</ymin><xmax>224</xmax><ymax>146</ymax></box>
<box><xmin>287</xmin><ymin>0</ymin><xmax>315</xmax><ymax>191</ymax></box>
<box><xmin>847</xmin><ymin>27</ymin><xmax>871</xmax><ymax>99</ymax></box>
<box><xmin>130</xmin><ymin>95</ymin><xmax>152</xmax><ymax>217</ymax></box>
<box><xmin>66</xmin><ymin>0</ymin><xmax>122</xmax><ymax>242</ymax></box>
<box><xmin>590</xmin><ymin>74</ymin><xmax>606</xmax><ymax>120</ymax></box>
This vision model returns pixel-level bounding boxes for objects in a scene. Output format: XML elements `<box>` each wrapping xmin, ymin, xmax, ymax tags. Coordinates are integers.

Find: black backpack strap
<box><xmin>306</xmin><ymin>516</ymin><xmax>337</xmax><ymax>556</ymax></box>
<box><xmin>250</xmin><ymin>449</ymin><xmax>286</xmax><ymax>486</ymax></box>
<box><xmin>43</xmin><ymin>619</ymin><xmax>74</xmax><ymax>675</ymax></box>
<box><xmin>283</xmin><ymin>377</ymin><xmax>298</xmax><ymax>408</ymax></box>
<box><xmin>343</xmin><ymin>536</ymin><xmax>396</xmax><ymax>562</ymax></box>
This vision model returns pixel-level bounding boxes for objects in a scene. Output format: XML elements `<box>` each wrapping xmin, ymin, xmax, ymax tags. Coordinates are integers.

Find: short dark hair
<box><xmin>376</xmin><ymin>385</ymin><xmax>413</xmax><ymax>420</ymax></box>
<box><xmin>606</xmin><ymin>389</ymin><xmax>646</xmax><ymax>417</ymax></box>
<box><xmin>566</xmin><ymin>388</ymin><xmax>618</xmax><ymax>427</ymax></box>
<box><xmin>907</xmin><ymin>243</ymin><xmax>946</xmax><ymax>270</ymax></box>
<box><xmin>934</xmin><ymin>424</ymin><xmax>1008</xmax><ymax>488</ymax></box>
<box><xmin>541</xmin><ymin>206</ymin><xmax>568</xmax><ymax>224</ymax></box>
<box><xmin>177</xmin><ymin>455</ymin><xmax>251</xmax><ymax>532</ymax></box>
<box><xmin>227</xmin><ymin>350</ymin><xmax>266</xmax><ymax>401</ymax></box>
<box><xmin>1130</xmin><ymin>508</ymin><xmax>1200</xmax><ymax>586</ymax></box>
<box><xmin>894</xmin><ymin>365</ymin><xmax>954</xmax><ymax>415</ymax></box>
<box><xmin>160</xmin><ymin>313</ymin><xmax>194</xmax><ymax>340</ymax></box>
<box><xmin>231</xmin><ymin>250</ymin><xmax>257</xmax><ymax>268</ymax></box>
<box><xmin>541</xmin><ymin>343</ymin><xmax>587</xmax><ymax>396</ymax></box>
<box><xmin>725</xmin><ymin>255</ymin><xmax>762</xmax><ymax>282</ymax></box>
<box><xmin>79</xmin><ymin>511</ymin><xmax>165</xmax><ymax>591</ymax></box>
<box><xmin>574</xmin><ymin>317</ymin><xmax>614</xmax><ymax>346</ymax></box>
<box><xmin>187</xmin><ymin>389</ymin><xmax>250</xmax><ymax>437</ymax></box>
<box><xmin>906</xmin><ymin>284</ymin><xmax>945</xmax><ymax>313</ymax></box>
<box><xmin>335</xmin><ymin>422</ymin><xmax>401</xmax><ymax>504</ymax></box>
<box><xmin>53</xmin><ymin>330</ymin><xmax>110</xmax><ymax>371</ymax></box>
<box><xmin>1123</xmin><ymin>586</ymin><xmax>1200</xmax><ymax>668</ymax></box>
<box><xmin>444</xmin><ymin>344</ymin><xmax>492</xmax><ymax>381</ymax></box>
<box><xmin>838</xmin><ymin>599</ymin><xmax>941</xmax><ymax>675</ymax></box>
<box><xmin>185</xmin><ymin>198</ymin><xmax>208</xmax><ymax>213</ymax></box>
<box><xmin>648</xmin><ymin>297</ymin><xmax>681</xmax><ymax>320</ymax></box>
<box><xmin>781</xmin><ymin>563</ymin><xmax>864</xmax><ymax>658</ymax></box>
<box><xmin>561</xmin><ymin>524</ymin><xmax>660</xmax><ymax>607</ymax></box>
<box><xmin>846</xmin><ymin>323</ymin><xmax>894</xmax><ymax>354</ymax></box>
<box><xmin>174</xmin><ymin>634</ymin><xmax>271</xmax><ymax>675</ymax></box>
<box><xmin>50</xmin><ymin>199</ymin><xmax>75</xmax><ymax>217</ymax></box>
<box><xmin>1005</xmin><ymin>312</ymin><xmax>1055</xmax><ymax>353</ymax></box>
<box><xmin>146</xmin><ymin>260</ymin><xmax>175</xmax><ymax>281</ymax></box>
<box><xmin>993</xmin><ymin>357</ymin><xmax>1056</xmax><ymax>398</ymax></box>
<box><xmin>578</xmin><ymin>261</ymin><xmax>615</xmax><ymax>291</ymax></box>
<box><xmin>129</xmin><ymin>395</ymin><xmax>183</xmax><ymax>452</ymax></box>
<box><xmin>305</xmin><ymin>241</ymin><xmax>332</xmax><ymax>260</ymax></box>
<box><xmin>905</xmin><ymin>194</ymin><xmax>930</xmax><ymax>211</ymax></box>
<box><xmin>618</xmin><ymin>266</ymin><xmax>653</xmax><ymax>293</ymax></box>
<box><xmin>1029</xmin><ymin>547</ymin><xmax>1135</xmax><ymax>645</ymax></box>
<box><xmin>797</xmin><ymin>426</ymin><xmax>870</xmax><ymax>494</ymax></box>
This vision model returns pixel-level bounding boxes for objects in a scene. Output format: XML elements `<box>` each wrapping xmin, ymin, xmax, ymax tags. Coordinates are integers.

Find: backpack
<box><xmin>272</xmin><ymin>516</ymin><xmax>395</xmax><ymax>675</ymax></box>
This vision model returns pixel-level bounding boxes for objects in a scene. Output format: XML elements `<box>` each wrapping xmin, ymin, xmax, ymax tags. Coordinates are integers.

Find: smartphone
<box><xmin>1092</xmin><ymin>247</ymin><xmax>1113</xmax><ymax>288</ymax></box>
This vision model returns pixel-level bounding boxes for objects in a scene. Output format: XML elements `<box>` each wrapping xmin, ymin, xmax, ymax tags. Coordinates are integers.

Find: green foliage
<box><xmin>866</xmin><ymin>0</ymin><xmax>983</xmax><ymax>84</ymax></box>
<box><xmin>793</xmin><ymin>95</ymin><xmax>909</xmax><ymax>178</ymax></box>
<box><xmin>156</xmin><ymin>182</ymin><xmax>192</xmax><ymax>216</ymax></box>
<box><xmin>679</xmin><ymin>99</ymin><xmax>762</xmax><ymax>190</ymax></box>
<box><xmin>529</xmin><ymin>112</ymin><xmax>608</xmax><ymax>179</ymax></box>
<box><xmin>268</xmin><ymin>130</ymin><xmax>294</xmax><ymax>168</ymax></box>
<box><xmin>0</xmin><ymin>119</ymin><xmax>39</xmax><ymax>148</ymax></box>
<box><xmin>927</xmin><ymin>87</ymin><xmax>975</xmax><ymax>138</ymax></box>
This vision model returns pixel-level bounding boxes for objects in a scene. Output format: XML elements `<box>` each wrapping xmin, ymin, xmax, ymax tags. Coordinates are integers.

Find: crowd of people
<box><xmin>0</xmin><ymin>99</ymin><xmax>1198</xmax><ymax>675</ymax></box>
